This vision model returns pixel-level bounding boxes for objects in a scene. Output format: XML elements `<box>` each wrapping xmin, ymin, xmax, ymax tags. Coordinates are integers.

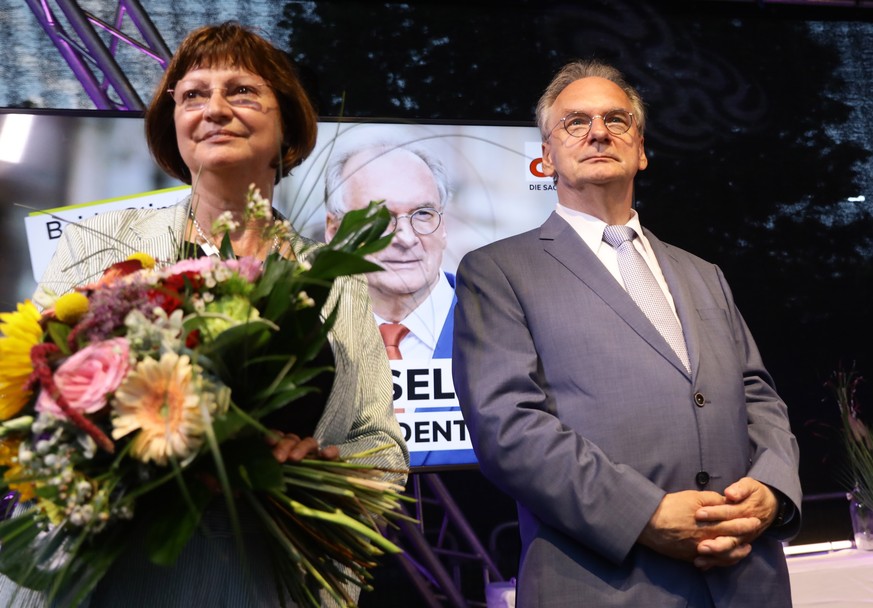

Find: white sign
<box><xmin>390</xmin><ymin>358</ymin><xmax>472</xmax><ymax>454</ymax></box>
<box><xmin>25</xmin><ymin>186</ymin><xmax>191</xmax><ymax>282</ymax></box>
<box><xmin>396</xmin><ymin>409</ymin><xmax>471</xmax><ymax>453</ymax></box>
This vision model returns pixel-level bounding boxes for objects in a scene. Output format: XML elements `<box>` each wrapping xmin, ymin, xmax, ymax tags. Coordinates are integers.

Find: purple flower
<box><xmin>77</xmin><ymin>281</ymin><xmax>153</xmax><ymax>342</ymax></box>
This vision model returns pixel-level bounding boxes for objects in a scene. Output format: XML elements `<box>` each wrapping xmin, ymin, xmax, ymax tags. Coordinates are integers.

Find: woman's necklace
<box><xmin>190</xmin><ymin>213</ymin><xmax>222</xmax><ymax>257</ymax></box>
<box><xmin>190</xmin><ymin>211</ymin><xmax>281</xmax><ymax>258</ymax></box>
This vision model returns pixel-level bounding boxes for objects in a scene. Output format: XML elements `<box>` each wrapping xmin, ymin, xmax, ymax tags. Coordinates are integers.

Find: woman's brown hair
<box><xmin>145</xmin><ymin>22</ymin><xmax>318</xmax><ymax>185</ymax></box>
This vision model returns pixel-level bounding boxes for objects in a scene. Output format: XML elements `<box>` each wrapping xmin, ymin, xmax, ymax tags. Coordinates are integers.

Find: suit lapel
<box><xmin>539</xmin><ymin>212</ymin><xmax>690</xmax><ymax>378</ymax></box>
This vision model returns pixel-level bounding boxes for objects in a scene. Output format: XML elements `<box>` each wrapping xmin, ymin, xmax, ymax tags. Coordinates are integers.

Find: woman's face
<box><xmin>171</xmin><ymin>65</ymin><xmax>283</xmax><ymax>183</ymax></box>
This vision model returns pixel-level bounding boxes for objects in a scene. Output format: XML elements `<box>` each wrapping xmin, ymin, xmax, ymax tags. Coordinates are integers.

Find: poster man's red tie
<box><xmin>379</xmin><ymin>323</ymin><xmax>410</xmax><ymax>360</ymax></box>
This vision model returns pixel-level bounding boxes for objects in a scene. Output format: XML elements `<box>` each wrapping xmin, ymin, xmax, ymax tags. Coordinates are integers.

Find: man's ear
<box><xmin>541</xmin><ymin>141</ymin><xmax>556</xmax><ymax>178</ymax></box>
<box><xmin>638</xmin><ymin>136</ymin><xmax>648</xmax><ymax>171</ymax></box>
<box><xmin>325</xmin><ymin>212</ymin><xmax>340</xmax><ymax>242</ymax></box>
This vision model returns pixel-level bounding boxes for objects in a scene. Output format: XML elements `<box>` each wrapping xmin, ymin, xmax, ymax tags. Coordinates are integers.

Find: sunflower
<box><xmin>0</xmin><ymin>301</ymin><xmax>43</xmax><ymax>420</ymax></box>
<box><xmin>111</xmin><ymin>352</ymin><xmax>219</xmax><ymax>466</ymax></box>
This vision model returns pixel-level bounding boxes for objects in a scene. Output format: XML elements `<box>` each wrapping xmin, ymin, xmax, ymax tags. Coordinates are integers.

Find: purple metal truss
<box><xmin>24</xmin><ymin>0</ymin><xmax>172</xmax><ymax>111</ymax></box>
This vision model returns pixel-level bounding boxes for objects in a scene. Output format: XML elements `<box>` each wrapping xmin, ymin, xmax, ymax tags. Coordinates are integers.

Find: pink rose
<box><xmin>36</xmin><ymin>338</ymin><xmax>131</xmax><ymax>418</ymax></box>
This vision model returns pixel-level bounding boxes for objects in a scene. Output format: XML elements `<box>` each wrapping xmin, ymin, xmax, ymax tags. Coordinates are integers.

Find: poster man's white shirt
<box><xmin>374</xmin><ymin>271</ymin><xmax>454</xmax><ymax>360</ymax></box>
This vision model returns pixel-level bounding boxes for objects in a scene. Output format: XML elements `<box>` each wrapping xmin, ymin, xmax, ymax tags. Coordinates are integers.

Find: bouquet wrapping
<box><xmin>0</xmin><ymin>199</ymin><xmax>410</xmax><ymax>606</ymax></box>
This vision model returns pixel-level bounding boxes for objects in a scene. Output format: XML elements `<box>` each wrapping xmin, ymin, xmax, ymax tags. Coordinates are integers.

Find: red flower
<box><xmin>163</xmin><ymin>271</ymin><xmax>204</xmax><ymax>292</ymax></box>
<box><xmin>78</xmin><ymin>260</ymin><xmax>145</xmax><ymax>291</ymax></box>
<box><xmin>185</xmin><ymin>329</ymin><xmax>201</xmax><ymax>349</ymax></box>
<box><xmin>147</xmin><ymin>287</ymin><xmax>183</xmax><ymax>314</ymax></box>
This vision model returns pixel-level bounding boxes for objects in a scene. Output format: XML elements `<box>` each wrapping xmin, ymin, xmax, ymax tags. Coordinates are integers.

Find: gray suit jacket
<box><xmin>3</xmin><ymin>201</ymin><xmax>408</xmax><ymax>607</ymax></box>
<box><xmin>452</xmin><ymin>212</ymin><xmax>801</xmax><ymax>607</ymax></box>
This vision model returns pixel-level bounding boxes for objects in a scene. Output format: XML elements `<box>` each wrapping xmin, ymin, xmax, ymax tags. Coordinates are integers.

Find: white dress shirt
<box><xmin>374</xmin><ymin>270</ymin><xmax>454</xmax><ymax>360</ymax></box>
<box><xmin>555</xmin><ymin>203</ymin><xmax>682</xmax><ymax>322</ymax></box>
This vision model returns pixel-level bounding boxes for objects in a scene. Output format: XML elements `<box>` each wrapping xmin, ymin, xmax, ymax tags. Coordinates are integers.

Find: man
<box><xmin>324</xmin><ymin>142</ymin><xmax>454</xmax><ymax>360</ymax></box>
<box><xmin>326</xmin><ymin>141</ymin><xmax>474</xmax><ymax>467</ymax></box>
<box><xmin>452</xmin><ymin>61</ymin><xmax>801</xmax><ymax>606</ymax></box>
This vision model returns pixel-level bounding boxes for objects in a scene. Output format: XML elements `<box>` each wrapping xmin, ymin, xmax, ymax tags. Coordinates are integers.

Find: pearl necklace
<box><xmin>190</xmin><ymin>211</ymin><xmax>281</xmax><ymax>257</ymax></box>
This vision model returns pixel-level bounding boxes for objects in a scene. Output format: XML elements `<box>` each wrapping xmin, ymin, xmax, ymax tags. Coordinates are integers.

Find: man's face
<box><xmin>326</xmin><ymin>149</ymin><xmax>446</xmax><ymax>303</ymax></box>
<box><xmin>541</xmin><ymin>77</ymin><xmax>647</xmax><ymax>190</ymax></box>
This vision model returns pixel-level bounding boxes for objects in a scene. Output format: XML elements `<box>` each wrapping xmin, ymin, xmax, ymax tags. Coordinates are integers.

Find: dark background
<box><xmin>3</xmin><ymin>1</ymin><xmax>873</xmax><ymax>604</ymax></box>
<box><xmin>285</xmin><ymin>1</ymin><xmax>873</xmax><ymax>603</ymax></box>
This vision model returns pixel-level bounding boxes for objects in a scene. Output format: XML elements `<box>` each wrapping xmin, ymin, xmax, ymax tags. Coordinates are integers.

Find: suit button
<box><xmin>696</xmin><ymin>471</ymin><xmax>710</xmax><ymax>488</ymax></box>
<box><xmin>694</xmin><ymin>392</ymin><xmax>706</xmax><ymax>407</ymax></box>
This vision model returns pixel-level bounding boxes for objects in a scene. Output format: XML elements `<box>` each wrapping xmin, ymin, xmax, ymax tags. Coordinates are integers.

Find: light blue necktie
<box><xmin>602</xmin><ymin>225</ymin><xmax>690</xmax><ymax>372</ymax></box>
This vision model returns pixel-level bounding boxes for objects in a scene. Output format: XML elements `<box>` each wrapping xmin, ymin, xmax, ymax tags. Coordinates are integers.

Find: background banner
<box><xmin>22</xmin><ymin>119</ymin><xmax>553</xmax><ymax>469</ymax></box>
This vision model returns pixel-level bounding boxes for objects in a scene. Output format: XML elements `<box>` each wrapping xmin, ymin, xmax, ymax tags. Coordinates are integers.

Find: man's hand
<box><xmin>266</xmin><ymin>431</ymin><xmax>340</xmax><ymax>463</ymax></box>
<box><xmin>692</xmin><ymin>477</ymin><xmax>778</xmax><ymax>569</ymax></box>
<box><xmin>637</xmin><ymin>490</ymin><xmax>761</xmax><ymax>563</ymax></box>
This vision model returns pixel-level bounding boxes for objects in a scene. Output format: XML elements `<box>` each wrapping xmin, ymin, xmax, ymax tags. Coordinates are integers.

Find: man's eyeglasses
<box><xmin>552</xmin><ymin>109</ymin><xmax>635</xmax><ymax>138</ymax></box>
<box><xmin>388</xmin><ymin>207</ymin><xmax>443</xmax><ymax>236</ymax></box>
<box><xmin>167</xmin><ymin>81</ymin><xmax>270</xmax><ymax>112</ymax></box>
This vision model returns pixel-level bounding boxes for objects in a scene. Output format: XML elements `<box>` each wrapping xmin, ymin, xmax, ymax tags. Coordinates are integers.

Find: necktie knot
<box><xmin>379</xmin><ymin>323</ymin><xmax>410</xmax><ymax>360</ymax></box>
<box><xmin>602</xmin><ymin>224</ymin><xmax>637</xmax><ymax>248</ymax></box>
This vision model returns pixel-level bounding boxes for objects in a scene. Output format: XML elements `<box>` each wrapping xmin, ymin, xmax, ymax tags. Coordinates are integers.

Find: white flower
<box><xmin>212</xmin><ymin>210</ymin><xmax>240</xmax><ymax>235</ymax></box>
<box><xmin>124</xmin><ymin>309</ymin><xmax>184</xmax><ymax>355</ymax></box>
<box><xmin>298</xmin><ymin>291</ymin><xmax>316</xmax><ymax>308</ymax></box>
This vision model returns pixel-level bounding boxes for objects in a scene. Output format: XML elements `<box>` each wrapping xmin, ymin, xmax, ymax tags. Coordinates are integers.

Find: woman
<box><xmin>6</xmin><ymin>21</ymin><xmax>408</xmax><ymax>607</ymax></box>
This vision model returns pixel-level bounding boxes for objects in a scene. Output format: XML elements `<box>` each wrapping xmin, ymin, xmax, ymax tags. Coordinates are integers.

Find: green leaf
<box><xmin>189</xmin><ymin>317</ymin><xmax>273</xmax><ymax>355</ymax></box>
<box><xmin>307</xmin><ymin>250</ymin><xmax>385</xmax><ymax>281</ymax></box>
<box><xmin>261</xmin><ymin>274</ymin><xmax>298</xmax><ymax>321</ymax></box>
<box><xmin>254</xmin><ymin>386</ymin><xmax>320</xmax><ymax>418</ymax></box>
<box><xmin>46</xmin><ymin>321</ymin><xmax>72</xmax><ymax>355</ymax></box>
<box><xmin>251</xmin><ymin>363</ymin><xmax>333</xmax><ymax>401</ymax></box>
<box><xmin>51</xmin><ymin>527</ymin><xmax>129</xmax><ymax>606</ymax></box>
<box><xmin>211</xmin><ymin>406</ymin><xmax>253</xmax><ymax>443</ymax></box>
<box><xmin>219</xmin><ymin>231</ymin><xmax>235</xmax><ymax>259</ymax></box>
<box><xmin>0</xmin><ymin>512</ymin><xmax>130</xmax><ymax>603</ymax></box>
<box><xmin>0</xmin><ymin>512</ymin><xmax>48</xmax><ymax>589</ymax></box>
<box><xmin>326</xmin><ymin>202</ymin><xmax>391</xmax><ymax>253</ymax></box>
<box><xmin>229</xmin><ymin>438</ymin><xmax>284</xmax><ymax>493</ymax></box>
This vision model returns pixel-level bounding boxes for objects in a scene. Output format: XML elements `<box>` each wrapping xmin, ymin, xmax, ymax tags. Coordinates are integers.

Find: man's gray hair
<box><xmin>535</xmin><ymin>60</ymin><xmax>646</xmax><ymax>140</ymax></box>
<box><xmin>325</xmin><ymin>141</ymin><xmax>451</xmax><ymax>215</ymax></box>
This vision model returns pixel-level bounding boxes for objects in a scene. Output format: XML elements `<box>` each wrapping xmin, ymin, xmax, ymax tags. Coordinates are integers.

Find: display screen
<box><xmin>7</xmin><ymin>111</ymin><xmax>556</xmax><ymax>470</ymax></box>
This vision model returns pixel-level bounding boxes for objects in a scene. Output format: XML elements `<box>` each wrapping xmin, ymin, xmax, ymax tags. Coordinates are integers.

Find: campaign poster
<box><xmin>24</xmin><ymin>119</ymin><xmax>556</xmax><ymax>470</ymax></box>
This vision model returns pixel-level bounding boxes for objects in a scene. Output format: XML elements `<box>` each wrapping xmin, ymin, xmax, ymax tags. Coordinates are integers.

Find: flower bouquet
<box><xmin>0</xmin><ymin>194</ymin><xmax>410</xmax><ymax>606</ymax></box>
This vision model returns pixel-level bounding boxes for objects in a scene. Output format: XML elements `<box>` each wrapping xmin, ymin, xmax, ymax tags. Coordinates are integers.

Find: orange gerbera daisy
<box><xmin>0</xmin><ymin>301</ymin><xmax>43</xmax><ymax>420</ymax></box>
<box><xmin>111</xmin><ymin>353</ymin><xmax>220</xmax><ymax>466</ymax></box>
